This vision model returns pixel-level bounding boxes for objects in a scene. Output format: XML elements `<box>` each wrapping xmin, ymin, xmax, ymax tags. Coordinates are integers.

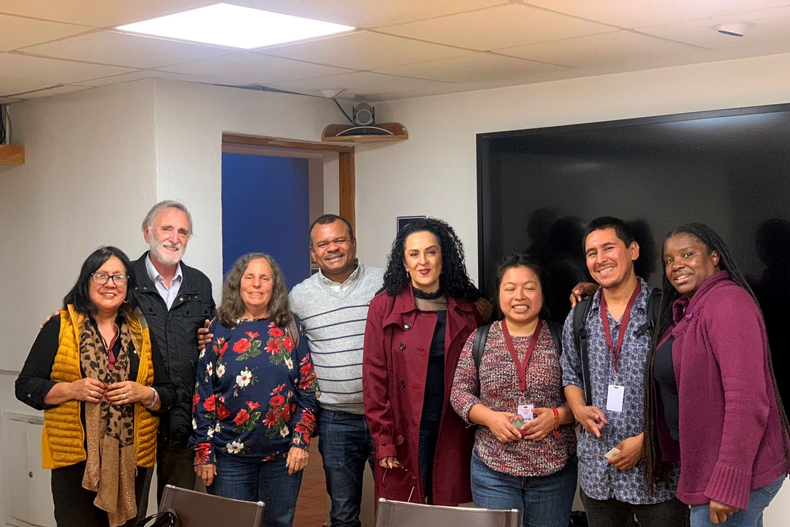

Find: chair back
<box><xmin>159</xmin><ymin>485</ymin><xmax>265</xmax><ymax>527</ymax></box>
<box><xmin>375</xmin><ymin>499</ymin><xmax>521</xmax><ymax>527</ymax></box>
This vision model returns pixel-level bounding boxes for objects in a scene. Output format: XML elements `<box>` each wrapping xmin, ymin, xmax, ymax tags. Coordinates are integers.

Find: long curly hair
<box><xmin>643</xmin><ymin>223</ymin><xmax>790</xmax><ymax>488</ymax></box>
<box><xmin>217</xmin><ymin>253</ymin><xmax>292</xmax><ymax>327</ymax></box>
<box><xmin>383</xmin><ymin>218</ymin><xmax>480</xmax><ymax>301</ymax></box>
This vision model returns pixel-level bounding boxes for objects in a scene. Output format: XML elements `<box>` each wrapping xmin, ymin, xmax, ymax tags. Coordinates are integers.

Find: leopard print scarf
<box><xmin>79</xmin><ymin>316</ymin><xmax>138</xmax><ymax>527</ymax></box>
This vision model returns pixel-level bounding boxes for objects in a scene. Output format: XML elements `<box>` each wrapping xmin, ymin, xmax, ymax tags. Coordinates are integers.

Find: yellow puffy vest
<box><xmin>41</xmin><ymin>305</ymin><xmax>159</xmax><ymax>469</ymax></box>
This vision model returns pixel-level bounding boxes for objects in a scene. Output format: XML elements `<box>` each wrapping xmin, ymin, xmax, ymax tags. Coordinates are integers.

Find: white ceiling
<box><xmin>2</xmin><ymin>0</ymin><xmax>790</xmax><ymax>103</ymax></box>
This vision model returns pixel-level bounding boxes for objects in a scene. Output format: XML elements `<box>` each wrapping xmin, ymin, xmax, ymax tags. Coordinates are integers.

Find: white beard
<box><xmin>149</xmin><ymin>238</ymin><xmax>184</xmax><ymax>266</ymax></box>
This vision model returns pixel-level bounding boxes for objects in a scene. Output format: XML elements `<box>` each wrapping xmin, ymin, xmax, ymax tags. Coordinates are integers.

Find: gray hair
<box><xmin>142</xmin><ymin>200</ymin><xmax>193</xmax><ymax>236</ymax></box>
<box><xmin>217</xmin><ymin>253</ymin><xmax>292</xmax><ymax>328</ymax></box>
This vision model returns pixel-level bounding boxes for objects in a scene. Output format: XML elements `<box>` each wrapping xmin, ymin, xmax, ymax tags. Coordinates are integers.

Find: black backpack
<box><xmin>572</xmin><ymin>288</ymin><xmax>661</xmax><ymax>405</ymax></box>
<box><xmin>471</xmin><ymin>320</ymin><xmax>564</xmax><ymax>370</ymax></box>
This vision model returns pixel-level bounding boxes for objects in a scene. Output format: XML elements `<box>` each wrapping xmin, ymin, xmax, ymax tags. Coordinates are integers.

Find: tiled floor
<box><xmin>294</xmin><ymin>437</ymin><xmax>330</xmax><ymax>527</ymax></box>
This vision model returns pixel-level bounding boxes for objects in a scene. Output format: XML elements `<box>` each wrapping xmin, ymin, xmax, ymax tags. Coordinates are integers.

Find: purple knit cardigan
<box><xmin>654</xmin><ymin>271</ymin><xmax>788</xmax><ymax>509</ymax></box>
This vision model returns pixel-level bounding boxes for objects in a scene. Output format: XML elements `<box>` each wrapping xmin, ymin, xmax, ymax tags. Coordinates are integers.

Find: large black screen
<box><xmin>477</xmin><ymin>104</ymin><xmax>790</xmax><ymax>399</ymax></box>
<box><xmin>478</xmin><ymin>104</ymin><xmax>790</xmax><ymax>312</ymax></box>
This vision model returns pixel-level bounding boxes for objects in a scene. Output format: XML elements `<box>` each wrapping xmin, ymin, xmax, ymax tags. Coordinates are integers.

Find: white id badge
<box><xmin>606</xmin><ymin>385</ymin><xmax>625</xmax><ymax>412</ymax></box>
<box><xmin>517</xmin><ymin>404</ymin><xmax>534</xmax><ymax>422</ymax></box>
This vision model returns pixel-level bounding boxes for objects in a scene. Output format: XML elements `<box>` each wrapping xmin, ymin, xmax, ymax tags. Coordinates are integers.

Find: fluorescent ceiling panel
<box><xmin>116</xmin><ymin>3</ymin><xmax>354</xmax><ymax>49</ymax></box>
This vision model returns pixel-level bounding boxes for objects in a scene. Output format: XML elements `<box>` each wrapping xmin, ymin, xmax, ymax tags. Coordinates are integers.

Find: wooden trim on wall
<box><xmin>338</xmin><ymin>151</ymin><xmax>355</xmax><ymax>233</ymax></box>
<box><xmin>221</xmin><ymin>133</ymin><xmax>355</xmax><ymax>232</ymax></box>
<box><xmin>223</xmin><ymin>133</ymin><xmax>353</xmax><ymax>153</ymax></box>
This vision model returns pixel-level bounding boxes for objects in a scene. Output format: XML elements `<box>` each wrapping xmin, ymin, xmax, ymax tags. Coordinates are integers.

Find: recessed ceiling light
<box><xmin>116</xmin><ymin>3</ymin><xmax>354</xmax><ymax>49</ymax></box>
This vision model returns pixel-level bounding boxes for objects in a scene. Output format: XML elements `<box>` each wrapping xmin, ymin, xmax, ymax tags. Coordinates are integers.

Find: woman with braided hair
<box><xmin>643</xmin><ymin>223</ymin><xmax>790</xmax><ymax>526</ymax></box>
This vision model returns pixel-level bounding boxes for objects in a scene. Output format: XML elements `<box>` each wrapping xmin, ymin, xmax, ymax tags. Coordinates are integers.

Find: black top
<box><xmin>654</xmin><ymin>336</ymin><xmax>679</xmax><ymax>441</ymax></box>
<box><xmin>133</xmin><ymin>253</ymin><xmax>215</xmax><ymax>442</ymax></box>
<box><xmin>15</xmin><ymin>315</ymin><xmax>176</xmax><ymax>412</ymax></box>
<box><xmin>421</xmin><ymin>310</ymin><xmax>447</xmax><ymax>424</ymax></box>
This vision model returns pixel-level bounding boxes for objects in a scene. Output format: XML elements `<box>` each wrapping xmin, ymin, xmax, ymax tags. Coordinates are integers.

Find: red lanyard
<box><xmin>501</xmin><ymin>319</ymin><xmax>543</xmax><ymax>392</ymax></box>
<box><xmin>599</xmin><ymin>282</ymin><xmax>641</xmax><ymax>373</ymax></box>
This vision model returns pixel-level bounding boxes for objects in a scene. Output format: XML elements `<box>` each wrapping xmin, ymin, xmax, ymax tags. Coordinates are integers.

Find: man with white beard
<box><xmin>134</xmin><ymin>201</ymin><xmax>215</xmax><ymax>515</ymax></box>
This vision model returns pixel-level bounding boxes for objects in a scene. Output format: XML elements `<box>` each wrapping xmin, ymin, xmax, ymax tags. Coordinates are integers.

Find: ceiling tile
<box><xmin>269</xmin><ymin>71</ymin><xmax>457</xmax><ymax>101</ymax></box>
<box><xmin>375</xmin><ymin>53</ymin><xmax>566</xmax><ymax>84</ymax></box>
<box><xmin>0</xmin><ymin>0</ymin><xmax>215</xmax><ymax>27</ymax></box>
<box><xmin>0</xmin><ymin>14</ymin><xmax>92</xmax><ymax>51</ymax></box>
<box><xmin>260</xmin><ymin>31</ymin><xmax>466</xmax><ymax>70</ymax></box>
<box><xmin>0</xmin><ymin>77</ymin><xmax>54</xmax><ymax>97</ymax></box>
<box><xmin>160</xmin><ymin>52</ymin><xmax>351</xmax><ymax>84</ymax></box>
<box><xmin>226</xmin><ymin>0</ymin><xmax>509</xmax><ymax>28</ymax></box>
<box><xmin>523</xmin><ymin>0</ymin><xmax>790</xmax><ymax>29</ymax></box>
<box><xmin>79</xmin><ymin>70</ymin><xmax>227</xmax><ymax>88</ymax></box>
<box><xmin>497</xmin><ymin>31</ymin><xmax>701</xmax><ymax>68</ymax></box>
<box><xmin>21</xmin><ymin>30</ymin><xmax>235</xmax><ymax>69</ymax></box>
<box><xmin>0</xmin><ymin>53</ymin><xmax>135</xmax><ymax>85</ymax></box>
<box><xmin>638</xmin><ymin>6</ymin><xmax>790</xmax><ymax>49</ymax></box>
<box><xmin>379</xmin><ymin>3</ymin><xmax>616</xmax><ymax>51</ymax></box>
<box><xmin>15</xmin><ymin>84</ymin><xmax>94</xmax><ymax>99</ymax></box>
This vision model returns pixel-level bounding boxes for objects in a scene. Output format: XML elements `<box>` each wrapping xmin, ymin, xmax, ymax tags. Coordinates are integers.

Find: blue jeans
<box><xmin>318</xmin><ymin>409</ymin><xmax>374</xmax><ymax>527</ymax></box>
<box><xmin>208</xmin><ymin>452</ymin><xmax>303</xmax><ymax>527</ymax></box>
<box><xmin>471</xmin><ymin>448</ymin><xmax>578</xmax><ymax>527</ymax></box>
<box><xmin>690</xmin><ymin>476</ymin><xmax>784</xmax><ymax>527</ymax></box>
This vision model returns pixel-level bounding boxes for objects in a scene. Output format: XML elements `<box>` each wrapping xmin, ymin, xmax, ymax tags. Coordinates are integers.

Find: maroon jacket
<box><xmin>363</xmin><ymin>287</ymin><xmax>479</xmax><ymax>505</ymax></box>
<box><xmin>655</xmin><ymin>271</ymin><xmax>789</xmax><ymax>509</ymax></box>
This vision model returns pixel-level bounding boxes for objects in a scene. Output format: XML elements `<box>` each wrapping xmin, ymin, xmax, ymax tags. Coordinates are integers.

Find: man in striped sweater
<box><xmin>289</xmin><ymin>214</ymin><xmax>384</xmax><ymax>527</ymax></box>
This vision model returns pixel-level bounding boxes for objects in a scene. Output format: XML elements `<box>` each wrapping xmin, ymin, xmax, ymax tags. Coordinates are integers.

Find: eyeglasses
<box><xmin>91</xmin><ymin>272</ymin><xmax>129</xmax><ymax>286</ymax></box>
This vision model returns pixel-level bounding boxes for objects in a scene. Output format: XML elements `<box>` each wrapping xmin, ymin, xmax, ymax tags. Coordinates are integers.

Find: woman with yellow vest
<box><xmin>16</xmin><ymin>246</ymin><xmax>175</xmax><ymax>527</ymax></box>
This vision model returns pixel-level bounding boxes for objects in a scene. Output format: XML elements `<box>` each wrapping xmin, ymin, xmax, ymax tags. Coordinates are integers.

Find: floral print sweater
<box><xmin>191</xmin><ymin>317</ymin><xmax>319</xmax><ymax>464</ymax></box>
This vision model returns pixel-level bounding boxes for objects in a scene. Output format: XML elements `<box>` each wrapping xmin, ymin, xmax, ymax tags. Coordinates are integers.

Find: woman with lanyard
<box><xmin>451</xmin><ymin>254</ymin><xmax>577</xmax><ymax>527</ymax></box>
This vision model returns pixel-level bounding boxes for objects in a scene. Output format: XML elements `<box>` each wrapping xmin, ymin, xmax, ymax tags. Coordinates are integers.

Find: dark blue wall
<box><xmin>221</xmin><ymin>153</ymin><xmax>310</xmax><ymax>289</ymax></box>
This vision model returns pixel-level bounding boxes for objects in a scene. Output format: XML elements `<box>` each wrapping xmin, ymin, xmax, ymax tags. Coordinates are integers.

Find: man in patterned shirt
<box><xmin>561</xmin><ymin>217</ymin><xmax>686</xmax><ymax>527</ymax></box>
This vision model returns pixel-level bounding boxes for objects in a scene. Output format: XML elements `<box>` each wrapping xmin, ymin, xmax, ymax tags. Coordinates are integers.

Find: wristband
<box><xmin>552</xmin><ymin>407</ymin><xmax>560</xmax><ymax>438</ymax></box>
<box><xmin>144</xmin><ymin>387</ymin><xmax>158</xmax><ymax>409</ymax></box>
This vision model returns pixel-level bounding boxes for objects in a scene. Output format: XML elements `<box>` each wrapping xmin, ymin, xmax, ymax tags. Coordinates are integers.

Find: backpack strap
<box><xmin>635</xmin><ymin>288</ymin><xmax>662</xmax><ymax>338</ymax></box>
<box><xmin>286</xmin><ymin>318</ymin><xmax>301</xmax><ymax>349</ymax></box>
<box><xmin>572</xmin><ymin>297</ymin><xmax>595</xmax><ymax>406</ymax></box>
<box><xmin>472</xmin><ymin>323</ymin><xmax>492</xmax><ymax>371</ymax></box>
<box><xmin>546</xmin><ymin>320</ymin><xmax>564</xmax><ymax>356</ymax></box>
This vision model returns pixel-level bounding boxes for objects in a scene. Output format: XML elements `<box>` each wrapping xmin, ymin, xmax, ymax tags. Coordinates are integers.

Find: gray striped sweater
<box><xmin>288</xmin><ymin>263</ymin><xmax>384</xmax><ymax>414</ymax></box>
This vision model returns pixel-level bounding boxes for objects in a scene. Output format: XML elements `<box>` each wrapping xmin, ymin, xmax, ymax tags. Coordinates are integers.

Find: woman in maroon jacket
<box><xmin>644</xmin><ymin>223</ymin><xmax>790</xmax><ymax>527</ymax></box>
<box><xmin>363</xmin><ymin>218</ymin><xmax>484</xmax><ymax>505</ymax></box>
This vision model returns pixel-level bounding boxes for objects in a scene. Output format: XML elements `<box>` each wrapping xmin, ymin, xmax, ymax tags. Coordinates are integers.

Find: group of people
<box><xmin>15</xmin><ymin>200</ymin><xmax>789</xmax><ymax>527</ymax></box>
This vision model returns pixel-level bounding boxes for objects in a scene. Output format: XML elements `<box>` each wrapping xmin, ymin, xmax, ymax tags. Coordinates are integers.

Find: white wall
<box><xmin>353</xmin><ymin>52</ymin><xmax>790</xmax><ymax>525</ymax></box>
<box><xmin>152</xmin><ymin>80</ymin><xmax>339</xmax><ymax>298</ymax></box>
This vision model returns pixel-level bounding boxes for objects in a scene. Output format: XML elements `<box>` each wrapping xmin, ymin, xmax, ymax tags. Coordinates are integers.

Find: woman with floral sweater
<box><xmin>191</xmin><ymin>253</ymin><xmax>318</xmax><ymax>527</ymax></box>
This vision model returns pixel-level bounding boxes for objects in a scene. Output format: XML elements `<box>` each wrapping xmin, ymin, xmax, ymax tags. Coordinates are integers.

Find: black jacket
<box><xmin>133</xmin><ymin>253</ymin><xmax>215</xmax><ymax>444</ymax></box>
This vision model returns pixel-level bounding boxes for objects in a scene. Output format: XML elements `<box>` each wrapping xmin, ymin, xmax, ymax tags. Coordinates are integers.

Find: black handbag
<box><xmin>136</xmin><ymin>509</ymin><xmax>179</xmax><ymax>527</ymax></box>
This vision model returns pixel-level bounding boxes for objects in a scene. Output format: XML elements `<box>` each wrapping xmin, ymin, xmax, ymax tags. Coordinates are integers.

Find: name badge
<box><xmin>517</xmin><ymin>404</ymin><xmax>534</xmax><ymax>422</ymax></box>
<box><xmin>606</xmin><ymin>385</ymin><xmax>625</xmax><ymax>412</ymax></box>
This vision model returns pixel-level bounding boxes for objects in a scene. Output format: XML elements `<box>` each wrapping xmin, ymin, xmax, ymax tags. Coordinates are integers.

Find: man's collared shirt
<box><xmin>318</xmin><ymin>261</ymin><xmax>361</xmax><ymax>294</ymax></box>
<box><xmin>145</xmin><ymin>254</ymin><xmax>183</xmax><ymax>310</ymax></box>
<box><xmin>561</xmin><ymin>278</ymin><xmax>679</xmax><ymax>504</ymax></box>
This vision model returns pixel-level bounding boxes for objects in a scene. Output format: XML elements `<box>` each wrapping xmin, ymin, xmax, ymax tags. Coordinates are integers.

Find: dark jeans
<box><xmin>318</xmin><ymin>409</ymin><xmax>374</xmax><ymax>527</ymax></box>
<box><xmin>418</xmin><ymin>418</ymin><xmax>440</xmax><ymax>504</ymax></box>
<box><xmin>52</xmin><ymin>461</ymin><xmax>148</xmax><ymax>527</ymax></box>
<box><xmin>137</xmin><ymin>439</ymin><xmax>197</xmax><ymax>520</ymax></box>
<box><xmin>581</xmin><ymin>489</ymin><xmax>689</xmax><ymax>527</ymax></box>
<box><xmin>471</xmin><ymin>450</ymin><xmax>578</xmax><ymax>527</ymax></box>
<box><xmin>209</xmin><ymin>452</ymin><xmax>302</xmax><ymax>527</ymax></box>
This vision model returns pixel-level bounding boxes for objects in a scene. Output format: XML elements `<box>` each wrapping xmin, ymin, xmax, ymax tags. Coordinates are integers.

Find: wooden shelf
<box><xmin>322</xmin><ymin>122</ymin><xmax>408</xmax><ymax>144</ymax></box>
<box><xmin>0</xmin><ymin>145</ymin><xmax>25</xmax><ymax>165</ymax></box>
